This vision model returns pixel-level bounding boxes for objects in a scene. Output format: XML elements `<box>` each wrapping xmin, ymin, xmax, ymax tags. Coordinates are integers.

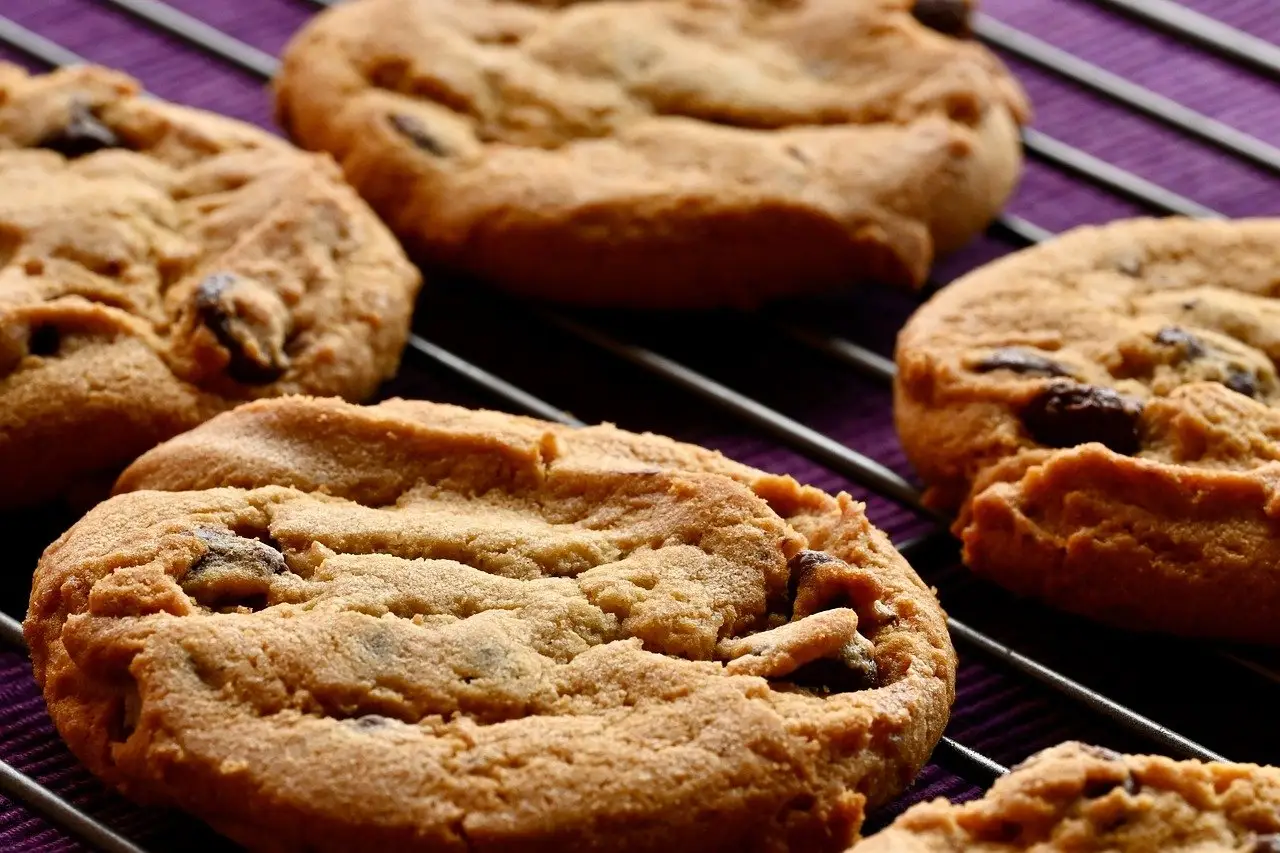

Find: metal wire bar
<box><xmin>991</xmin><ymin>214</ymin><xmax>1056</xmax><ymax>247</ymax></box>
<box><xmin>0</xmin><ymin>15</ymin><xmax>87</xmax><ymax>67</ymax></box>
<box><xmin>407</xmin><ymin>335</ymin><xmax>583</xmax><ymax>426</ymax></box>
<box><xmin>544</xmin><ymin>313</ymin><xmax>939</xmax><ymax>518</ymax></box>
<box><xmin>98</xmin><ymin>0</ymin><xmax>279</xmax><ymax>77</ymax></box>
<box><xmin>0</xmin><ymin>762</ymin><xmax>152</xmax><ymax>853</ymax></box>
<box><xmin>978</xmin><ymin>16</ymin><xmax>1280</xmax><ymax>175</ymax></box>
<box><xmin>1084</xmin><ymin>0</ymin><xmax>1280</xmax><ymax>82</ymax></box>
<box><xmin>933</xmin><ymin>737</ymin><xmax>1008</xmax><ymax>783</ymax></box>
<box><xmin>1022</xmin><ymin>129</ymin><xmax>1224</xmax><ymax>219</ymax></box>
<box><xmin>0</xmin><ymin>611</ymin><xmax>24</xmax><ymax>648</ymax></box>
<box><xmin>949</xmin><ymin>617</ymin><xmax>1226</xmax><ymax>762</ymax></box>
<box><xmin>780</xmin><ymin>324</ymin><xmax>898</xmax><ymax>385</ymax></box>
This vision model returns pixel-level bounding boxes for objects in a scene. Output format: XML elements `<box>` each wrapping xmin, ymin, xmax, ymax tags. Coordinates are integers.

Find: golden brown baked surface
<box><xmin>274</xmin><ymin>0</ymin><xmax>1028</xmax><ymax>308</ymax></box>
<box><xmin>895</xmin><ymin>217</ymin><xmax>1280</xmax><ymax>643</ymax></box>
<box><xmin>28</xmin><ymin>396</ymin><xmax>956</xmax><ymax>853</ymax></box>
<box><xmin>850</xmin><ymin>742</ymin><xmax>1280</xmax><ymax>852</ymax></box>
<box><xmin>0</xmin><ymin>64</ymin><xmax>421</xmax><ymax>508</ymax></box>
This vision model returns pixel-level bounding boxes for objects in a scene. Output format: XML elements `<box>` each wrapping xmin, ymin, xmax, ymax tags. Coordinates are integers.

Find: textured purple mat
<box><xmin>2</xmin><ymin>0</ymin><xmax>1280</xmax><ymax>850</ymax></box>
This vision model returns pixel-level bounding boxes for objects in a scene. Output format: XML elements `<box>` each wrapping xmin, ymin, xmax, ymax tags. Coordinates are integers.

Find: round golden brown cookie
<box><xmin>894</xmin><ymin>217</ymin><xmax>1280</xmax><ymax>644</ymax></box>
<box><xmin>273</xmin><ymin>0</ymin><xmax>1029</xmax><ymax>308</ymax></box>
<box><xmin>849</xmin><ymin>741</ymin><xmax>1280</xmax><ymax>852</ymax></box>
<box><xmin>28</xmin><ymin>396</ymin><xmax>955</xmax><ymax>853</ymax></box>
<box><xmin>0</xmin><ymin>63</ymin><xmax>421</xmax><ymax>509</ymax></box>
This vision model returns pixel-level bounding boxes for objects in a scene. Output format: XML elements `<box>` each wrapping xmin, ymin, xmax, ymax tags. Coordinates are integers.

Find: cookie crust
<box><xmin>0</xmin><ymin>64</ymin><xmax>421</xmax><ymax>508</ymax></box>
<box><xmin>850</xmin><ymin>741</ymin><xmax>1280</xmax><ymax>852</ymax></box>
<box><xmin>28</xmin><ymin>397</ymin><xmax>955</xmax><ymax>853</ymax></box>
<box><xmin>895</xmin><ymin>217</ymin><xmax>1280</xmax><ymax>643</ymax></box>
<box><xmin>274</xmin><ymin>0</ymin><xmax>1028</xmax><ymax>308</ymax></box>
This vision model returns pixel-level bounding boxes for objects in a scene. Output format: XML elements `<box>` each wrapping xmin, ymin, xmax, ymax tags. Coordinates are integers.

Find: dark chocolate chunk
<box><xmin>910</xmin><ymin>0</ymin><xmax>971</xmax><ymax>37</ymax></box>
<box><xmin>38</xmin><ymin>101</ymin><xmax>121</xmax><ymax>158</ymax></box>
<box><xmin>786</xmin><ymin>549</ymin><xmax>840</xmax><ymax>602</ymax></box>
<box><xmin>1153</xmin><ymin>326</ymin><xmax>1206</xmax><ymax>359</ymax></box>
<box><xmin>27</xmin><ymin>325</ymin><xmax>60</xmax><ymax>357</ymax></box>
<box><xmin>194</xmin><ymin>272</ymin><xmax>288</xmax><ymax>385</ymax></box>
<box><xmin>1021</xmin><ymin>382</ymin><xmax>1143</xmax><ymax>455</ymax></box>
<box><xmin>783</xmin><ymin>653</ymin><xmax>878</xmax><ymax>696</ymax></box>
<box><xmin>973</xmin><ymin>348</ymin><xmax>1072</xmax><ymax>378</ymax></box>
<box><xmin>1082</xmin><ymin>774</ymin><xmax>1140</xmax><ymax>798</ymax></box>
<box><xmin>1225</xmin><ymin>369</ymin><xmax>1259</xmax><ymax>399</ymax></box>
<box><xmin>388</xmin><ymin>113</ymin><xmax>449</xmax><ymax>156</ymax></box>
<box><xmin>1252</xmin><ymin>835</ymin><xmax>1280</xmax><ymax>853</ymax></box>
<box><xmin>183</xmin><ymin>527</ymin><xmax>286</xmax><ymax>611</ymax></box>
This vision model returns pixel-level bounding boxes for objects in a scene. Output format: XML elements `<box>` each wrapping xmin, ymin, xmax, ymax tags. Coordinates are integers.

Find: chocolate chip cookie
<box><xmin>274</xmin><ymin>0</ymin><xmax>1029</xmax><ymax>308</ymax></box>
<box><xmin>895</xmin><ymin>217</ymin><xmax>1280</xmax><ymax>644</ymax></box>
<box><xmin>850</xmin><ymin>741</ymin><xmax>1280</xmax><ymax>852</ymax></box>
<box><xmin>28</xmin><ymin>396</ymin><xmax>955</xmax><ymax>853</ymax></box>
<box><xmin>0</xmin><ymin>64</ymin><xmax>421</xmax><ymax>509</ymax></box>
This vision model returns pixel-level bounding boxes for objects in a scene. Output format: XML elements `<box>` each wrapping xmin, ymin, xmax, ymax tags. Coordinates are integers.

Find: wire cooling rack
<box><xmin>1</xmin><ymin>0</ymin><xmax>1279</xmax><ymax>850</ymax></box>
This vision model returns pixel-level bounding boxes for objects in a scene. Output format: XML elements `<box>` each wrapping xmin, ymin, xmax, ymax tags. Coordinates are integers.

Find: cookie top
<box><xmin>850</xmin><ymin>742</ymin><xmax>1280</xmax><ymax>852</ymax></box>
<box><xmin>274</xmin><ymin>0</ymin><xmax>1028</xmax><ymax>308</ymax></box>
<box><xmin>0</xmin><ymin>64</ymin><xmax>421</xmax><ymax>508</ymax></box>
<box><xmin>894</xmin><ymin>218</ymin><xmax>1280</xmax><ymax>642</ymax></box>
<box><xmin>28</xmin><ymin>397</ymin><xmax>955</xmax><ymax>853</ymax></box>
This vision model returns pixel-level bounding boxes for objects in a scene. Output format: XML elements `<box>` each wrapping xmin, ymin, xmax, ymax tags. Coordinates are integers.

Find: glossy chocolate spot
<box><xmin>1021</xmin><ymin>382</ymin><xmax>1143</xmax><ymax>455</ymax></box>
<box><xmin>194</xmin><ymin>272</ymin><xmax>288</xmax><ymax>385</ymax></box>
<box><xmin>183</xmin><ymin>527</ymin><xmax>286</xmax><ymax>611</ymax></box>
<box><xmin>388</xmin><ymin>113</ymin><xmax>449</xmax><ymax>156</ymax></box>
<box><xmin>786</xmin><ymin>549</ymin><xmax>839</xmax><ymax>602</ymax></box>
<box><xmin>1082</xmin><ymin>774</ymin><xmax>1140</xmax><ymax>798</ymax></box>
<box><xmin>27</xmin><ymin>325</ymin><xmax>60</xmax><ymax>357</ymax></box>
<box><xmin>38</xmin><ymin>102</ymin><xmax>121</xmax><ymax>158</ymax></box>
<box><xmin>973</xmin><ymin>348</ymin><xmax>1072</xmax><ymax>378</ymax></box>
<box><xmin>1153</xmin><ymin>326</ymin><xmax>1206</xmax><ymax>359</ymax></box>
<box><xmin>784</xmin><ymin>649</ymin><xmax>878</xmax><ymax>695</ymax></box>
<box><xmin>910</xmin><ymin>0</ymin><xmax>971</xmax><ymax>37</ymax></box>
<box><xmin>1252</xmin><ymin>835</ymin><xmax>1280</xmax><ymax>853</ymax></box>
<box><xmin>1225</xmin><ymin>369</ymin><xmax>1259</xmax><ymax>399</ymax></box>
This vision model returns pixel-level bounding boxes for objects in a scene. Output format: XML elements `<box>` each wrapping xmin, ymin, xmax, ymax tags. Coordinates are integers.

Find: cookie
<box><xmin>27</xmin><ymin>396</ymin><xmax>955</xmax><ymax>853</ymax></box>
<box><xmin>850</xmin><ymin>741</ymin><xmax>1280</xmax><ymax>852</ymax></box>
<box><xmin>894</xmin><ymin>217</ymin><xmax>1280</xmax><ymax>644</ymax></box>
<box><xmin>0</xmin><ymin>63</ymin><xmax>421</xmax><ymax>509</ymax></box>
<box><xmin>273</xmin><ymin>0</ymin><xmax>1029</xmax><ymax>308</ymax></box>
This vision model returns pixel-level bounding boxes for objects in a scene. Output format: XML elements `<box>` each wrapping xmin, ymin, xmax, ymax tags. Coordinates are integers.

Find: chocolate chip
<box><xmin>787</xmin><ymin>550</ymin><xmax>839</xmax><ymax>602</ymax></box>
<box><xmin>973</xmin><ymin>348</ymin><xmax>1072</xmax><ymax>377</ymax></box>
<box><xmin>1225</xmin><ymin>369</ymin><xmax>1259</xmax><ymax>399</ymax></box>
<box><xmin>194</xmin><ymin>272</ymin><xmax>288</xmax><ymax>385</ymax></box>
<box><xmin>1082</xmin><ymin>774</ymin><xmax>1140</xmax><ymax>798</ymax></box>
<box><xmin>1153</xmin><ymin>326</ymin><xmax>1206</xmax><ymax>359</ymax></box>
<box><xmin>38</xmin><ymin>101</ymin><xmax>121</xmax><ymax>158</ymax></box>
<box><xmin>1252</xmin><ymin>835</ymin><xmax>1280</xmax><ymax>853</ymax></box>
<box><xmin>388</xmin><ymin>113</ymin><xmax>449</xmax><ymax>156</ymax></box>
<box><xmin>910</xmin><ymin>0</ymin><xmax>970</xmax><ymax>37</ymax></box>
<box><xmin>1021</xmin><ymin>382</ymin><xmax>1143</xmax><ymax>455</ymax></box>
<box><xmin>27</xmin><ymin>325</ymin><xmax>60</xmax><ymax>357</ymax></box>
<box><xmin>183</xmin><ymin>527</ymin><xmax>286</xmax><ymax>611</ymax></box>
<box><xmin>784</xmin><ymin>653</ymin><xmax>877</xmax><ymax>695</ymax></box>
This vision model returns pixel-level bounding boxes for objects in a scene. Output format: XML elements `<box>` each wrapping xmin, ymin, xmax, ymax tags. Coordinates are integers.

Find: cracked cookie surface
<box><xmin>0</xmin><ymin>64</ymin><xmax>420</xmax><ymax>508</ymax></box>
<box><xmin>28</xmin><ymin>396</ymin><xmax>955</xmax><ymax>853</ymax></box>
<box><xmin>895</xmin><ymin>217</ymin><xmax>1280</xmax><ymax>644</ymax></box>
<box><xmin>849</xmin><ymin>741</ymin><xmax>1280</xmax><ymax>852</ymax></box>
<box><xmin>274</xmin><ymin>0</ymin><xmax>1028</xmax><ymax>308</ymax></box>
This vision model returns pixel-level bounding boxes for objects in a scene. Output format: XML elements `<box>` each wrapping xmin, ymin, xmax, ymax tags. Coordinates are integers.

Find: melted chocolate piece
<box><xmin>388</xmin><ymin>113</ymin><xmax>449</xmax><ymax>156</ymax></box>
<box><xmin>786</xmin><ymin>549</ymin><xmax>840</xmax><ymax>603</ymax></box>
<box><xmin>973</xmin><ymin>348</ymin><xmax>1072</xmax><ymax>378</ymax></box>
<box><xmin>38</xmin><ymin>102</ymin><xmax>121</xmax><ymax>158</ymax></box>
<box><xmin>194</xmin><ymin>273</ymin><xmax>288</xmax><ymax>385</ymax></box>
<box><xmin>1225</xmin><ymin>369</ymin><xmax>1259</xmax><ymax>399</ymax></box>
<box><xmin>1021</xmin><ymin>383</ymin><xmax>1143</xmax><ymax>455</ymax></box>
<box><xmin>1153</xmin><ymin>326</ymin><xmax>1206</xmax><ymax>359</ymax></box>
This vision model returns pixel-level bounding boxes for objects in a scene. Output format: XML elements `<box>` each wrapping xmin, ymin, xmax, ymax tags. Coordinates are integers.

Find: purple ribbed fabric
<box><xmin>1</xmin><ymin>1</ymin><xmax>1279</xmax><ymax>850</ymax></box>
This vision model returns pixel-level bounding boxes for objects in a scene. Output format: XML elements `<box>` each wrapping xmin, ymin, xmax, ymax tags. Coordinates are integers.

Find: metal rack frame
<box><xmin>0</xmin><ymin>2</ymin><xmax>1274</xmax><ymax>849</ymax></box>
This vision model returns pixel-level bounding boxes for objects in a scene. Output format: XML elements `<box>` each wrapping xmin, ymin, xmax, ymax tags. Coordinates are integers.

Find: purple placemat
<box><xmin>2</xmin><ymin>1</ymin><xmax>1279</xmax><ymax>850</ymax></box>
